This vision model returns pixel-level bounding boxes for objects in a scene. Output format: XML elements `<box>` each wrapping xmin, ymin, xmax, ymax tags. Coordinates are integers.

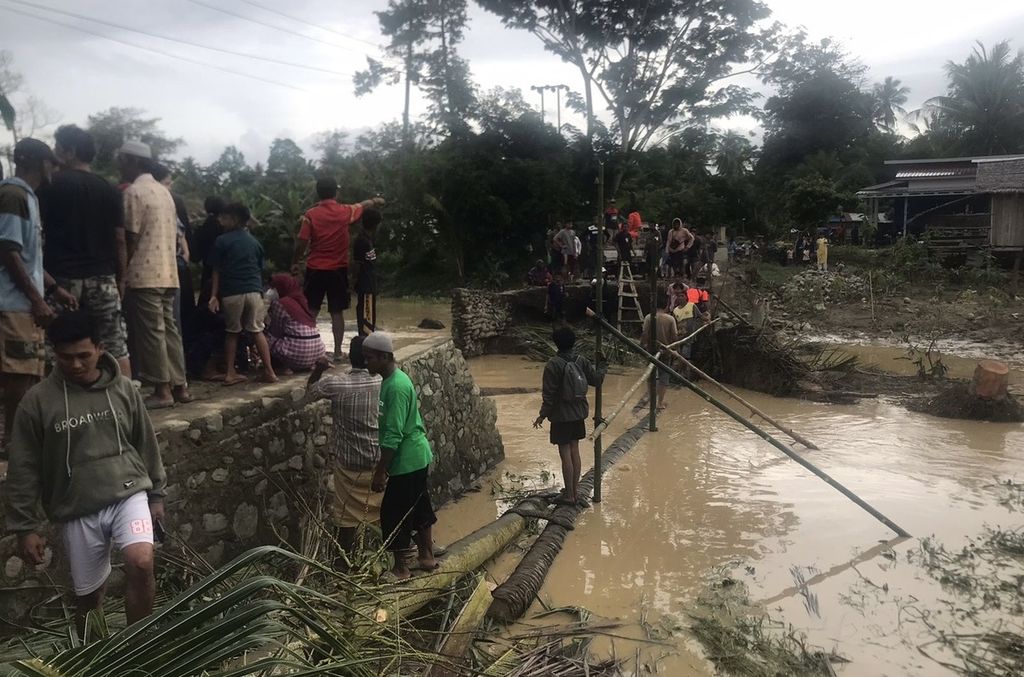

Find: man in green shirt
<box><xmin>363</xmin><ymin>331</ymin><xmax>437</xmax><ymax>580</ymax></box>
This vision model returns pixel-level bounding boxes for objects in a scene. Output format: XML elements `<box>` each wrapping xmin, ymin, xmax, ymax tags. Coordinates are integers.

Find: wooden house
<box><xmin>857</xmin><ymin>155</ymin><xmax>1024</xmax><ymax>254</ymax></box>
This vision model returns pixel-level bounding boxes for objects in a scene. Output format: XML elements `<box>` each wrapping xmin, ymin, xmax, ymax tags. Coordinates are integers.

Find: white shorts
<box><xmin>62</xmin><ymin>492</ymin><xmax>154</xmax><ymax>596</ymax></box>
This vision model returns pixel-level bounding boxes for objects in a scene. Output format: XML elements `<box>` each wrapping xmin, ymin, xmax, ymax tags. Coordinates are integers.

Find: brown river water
<box><xmin>433</xmin><ymin>355</ymin><xmax>1024</xmax><ymax>676</ymax></box>
<box><xmin>357</xmin><ymin>299</ymin><xmax>1022</xmax><ymax>675</ymax></box>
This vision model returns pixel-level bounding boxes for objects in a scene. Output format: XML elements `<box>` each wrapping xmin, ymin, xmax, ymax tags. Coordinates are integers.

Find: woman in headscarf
<box><xmin>265</xmin><ymin>273</ymin><xmax>326</xmax><ymax>373</ymax></box>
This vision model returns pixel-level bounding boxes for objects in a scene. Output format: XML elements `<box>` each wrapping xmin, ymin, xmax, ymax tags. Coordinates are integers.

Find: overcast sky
<box><xmin>2</xmin><ymin>0</ymin><xmax>1023</xmax><ymax>164</ymax></box>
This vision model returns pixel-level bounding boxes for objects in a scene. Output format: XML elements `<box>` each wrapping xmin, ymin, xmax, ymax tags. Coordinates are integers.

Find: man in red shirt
<box><xmin>293</xmin><ymin>178</ymin><xmax>384</xmax><ymax>360</ymax></box>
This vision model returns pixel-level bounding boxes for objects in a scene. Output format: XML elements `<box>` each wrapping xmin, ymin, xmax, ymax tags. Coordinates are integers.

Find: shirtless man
<box><xmin>666</xmin><ymin>218</ymin><xmax>695</xmax><ymax>279</ymax></box>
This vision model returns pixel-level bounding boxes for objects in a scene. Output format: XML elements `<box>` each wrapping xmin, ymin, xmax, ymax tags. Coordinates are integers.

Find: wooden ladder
<box><xmin>616</xmin><ymin>260</ymin><xmax>645</xmax><ymax>330</ymax></box>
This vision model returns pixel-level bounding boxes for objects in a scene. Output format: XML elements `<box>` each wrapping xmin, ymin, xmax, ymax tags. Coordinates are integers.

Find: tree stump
<box><xmin>973</xmin><ymin>360</ymin><xmax>1009</xmax><ymax>400</ymax></box>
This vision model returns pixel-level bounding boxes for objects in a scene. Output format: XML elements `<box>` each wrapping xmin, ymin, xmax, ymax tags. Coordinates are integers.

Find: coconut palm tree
<box><xmin>923</xmin><ymin>40</ymin><xmax>1024</xmax><ymax>155</ymax></box>
<box><xmin>870</xmin><ymin>76</ymin><xmax>910</xmax><ymax>132</ymax></box>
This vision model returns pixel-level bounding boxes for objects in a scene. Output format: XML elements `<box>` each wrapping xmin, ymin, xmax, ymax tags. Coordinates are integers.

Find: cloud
<box><xmin>1</xmin><ymin>0</ymin><xmax>1022</xmax><ymax>164</ymax></box>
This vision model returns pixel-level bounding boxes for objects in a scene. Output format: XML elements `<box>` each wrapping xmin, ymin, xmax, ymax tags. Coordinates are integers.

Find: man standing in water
<box><xmin>363</xmin><ymin>331</ymin><xmax>438</xmax><ymax>580</ymax></box>
<box><xmin>534</xmin><ymin>327</ymin><xmax>605</xmax><ymax>507</ymax></box>
<box><xmin>643</xmin><ymin>303</ymin><xmax>678</xmax><ymax>411</ymax></box>
<box><xmin>5</xmin><ymin>311</ymin><xmax>165</xmax><ymax>632</ymax></box>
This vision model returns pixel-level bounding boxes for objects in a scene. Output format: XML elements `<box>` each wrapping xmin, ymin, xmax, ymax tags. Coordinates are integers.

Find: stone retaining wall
<box><xmin>0</xmin><ymin>338</ymin><xmax>503</xmax><ymax>623</ymax></box>
<box><xmin>451</xmin><ymin>283</ymin><xmax>667</xmax><ymax>357</ymax></box>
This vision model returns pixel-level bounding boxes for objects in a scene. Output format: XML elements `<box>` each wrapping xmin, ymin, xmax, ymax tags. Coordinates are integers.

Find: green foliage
<box><xmin>920</xmin><ymin>41</ymin><xmax>1024</xmax><ymax>155</ymax></box>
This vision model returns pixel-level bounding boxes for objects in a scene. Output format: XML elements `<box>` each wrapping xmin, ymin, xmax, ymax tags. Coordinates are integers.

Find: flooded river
<box><xmin>434</xmin><ymin>354</ymin><xmax>1024</xmax><ymax>676</ymax></box>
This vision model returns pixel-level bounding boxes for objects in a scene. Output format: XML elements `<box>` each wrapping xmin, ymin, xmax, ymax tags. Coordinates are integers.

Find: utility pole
<box><xmin>532</xmin><ymin>84</ymin><xmax>569</xmax><ymax>133</ymax></box>
<box><xmin>593</xmin><ymin>162</ymin><xmax>605</xmax><ymax>503</ymax></box>
<box><xmin>554</xmin><ymin>84</ymin><xmax>568</xmax><ymax>134</ymax></box>
<box><xmin>530</xmin><ymin>85</ymin><xmax>546</xmax><ymax>125</ymax></box>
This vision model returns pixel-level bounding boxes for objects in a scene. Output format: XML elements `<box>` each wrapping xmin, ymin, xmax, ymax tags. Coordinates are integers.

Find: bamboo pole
<box><xmin>594</xmin><ymin>161</ymin><xmax>605</xmax><ymax>503</ymax></box>
<box><xmin>660</xmin><ymin>343</ymin><xmax>820</xmax><ymax>450</ymax></box>
<box><xmin>589</xmin><ymin>362</ymin><xmax>655</xmax><ymax>439</ymax></box>
<box><xmin>647</xmin><ymin>239</ymin><xmax>659</xmax><ymax>431</ymax></box>
<box><xmin>586</xmin><ymin>308</ymin><xmax>911</xmax><ymax>538</ymax></box>
<box><xmin>663</xmin><ymin>318</ymin><xmax>719</xmax><ymax>350</ymax></box>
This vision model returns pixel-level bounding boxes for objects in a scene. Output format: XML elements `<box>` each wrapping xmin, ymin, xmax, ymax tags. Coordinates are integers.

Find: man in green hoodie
<box><xmin>5</xmin><ymin>310</ymin><xmax>165</xmax><ymax>630</ymax></box>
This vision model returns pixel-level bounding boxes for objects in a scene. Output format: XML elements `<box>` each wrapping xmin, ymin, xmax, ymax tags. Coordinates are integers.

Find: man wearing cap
<box><xmin>38</xmin><ymin>125</ymin><xmax>131</xmax><ymax>378</ymax></box>
<box><xmin>362</xmin><ymin>331</ymin><xmax>438</xmax><ymax>580</ymax></box>
<box><xmin>0</xmin><ymin>138</ymin><xmax>78</xmax><ymax>449</ymax></box>
<box><xmin>293</xmin><ymin>178</ymin><xmax>385</xmax><ymax>362</ymax></box>
<box><xmin>119</xmin><ymin>140</ymin><xmax>191</xmax><ymax>409</ymax></box>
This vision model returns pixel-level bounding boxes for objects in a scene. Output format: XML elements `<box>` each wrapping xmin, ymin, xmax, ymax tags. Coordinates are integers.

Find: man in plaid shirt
<box><xmin>306</xmin><ymin>335</ymin><xmax>382</xmax><ymax>554</ymax></box>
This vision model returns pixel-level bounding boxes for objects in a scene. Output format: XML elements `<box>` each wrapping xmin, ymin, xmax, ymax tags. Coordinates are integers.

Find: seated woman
<box><xmin>265</xmin><ymin>273</ymin><xmax>326</xmax><ymax>373</ymax></box>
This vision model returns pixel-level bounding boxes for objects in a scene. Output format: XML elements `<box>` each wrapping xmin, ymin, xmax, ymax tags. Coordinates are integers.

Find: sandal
<box><xmin>144</xmin><ymin>397</ymin><xmax>174</xmax><ymax>410</ymax></box>
<box><xmin>380</xmin><ymin>570</ymin><xmax>412</xmax><ymax>584</ymax></box>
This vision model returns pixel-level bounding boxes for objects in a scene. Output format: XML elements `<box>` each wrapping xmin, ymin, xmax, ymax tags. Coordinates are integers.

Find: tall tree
<box><xmin>479</xmin><ymin>0</ymin><xmax>773</xmax><ymax>190</ymax></box>
<box><xmin>923</xmin><ymin>40</ymin><xmax>1024</xmax><ymax>155</ymax></box>
<box><xmin>266</xmin><ymin>138</ymin><xmax>309</xmax><ymax>178</ymax></box>
<box><xmin>86</xmin><ymin>107</ymin><xmax>181</xmax><ymax>177</ymax></box>
<box><xmin>871</xmin><ymin>76</ymin><xmax>910</xmax><ymax>132</ymax></box>
<box><xmin>355</xmin><ymin>0</ymin><xmax>475</xmax><ymax>140</ymax></box>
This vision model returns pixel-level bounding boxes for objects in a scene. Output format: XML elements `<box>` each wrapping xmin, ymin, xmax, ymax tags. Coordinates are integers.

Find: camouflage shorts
<box><xmin>54</xmin><ymin>275</ymin><xmax>129</xmax><ymax>358</ymax></box>
<box><xmin>0</xmin><ymin>311</ymin><xmax>45</xmax><ymax>377</ymax></box>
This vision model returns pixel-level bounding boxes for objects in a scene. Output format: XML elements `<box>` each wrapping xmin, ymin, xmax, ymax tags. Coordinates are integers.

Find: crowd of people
<box><xmin>1</xmin><ymin>130</ymin><xmax>438</xmax><ymax>630</ymax></box>
<box><xmin>530</xmin><ymin>200</ymin><xmax>724</xmax><ymax>321</ymax></box>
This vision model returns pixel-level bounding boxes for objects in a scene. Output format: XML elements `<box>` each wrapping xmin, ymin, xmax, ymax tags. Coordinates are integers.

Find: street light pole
<box><xmin>531</xmin><ymin>85</ymin><xmax>546</xmax><ymax>125</ymax></box>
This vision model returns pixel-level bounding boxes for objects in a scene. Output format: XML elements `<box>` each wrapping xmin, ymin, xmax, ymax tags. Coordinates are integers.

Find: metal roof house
<box><xmin>857</xmin><ymin>155</ymin><xmax>1024</xmax><ymax>253</ymax></box>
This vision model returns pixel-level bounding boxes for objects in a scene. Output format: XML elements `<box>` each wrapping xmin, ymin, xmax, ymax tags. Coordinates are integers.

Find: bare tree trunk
<box><xmin>402</xmin><ymin>44</ymin><xmax>413</xmax><ymax>149</ymax></box>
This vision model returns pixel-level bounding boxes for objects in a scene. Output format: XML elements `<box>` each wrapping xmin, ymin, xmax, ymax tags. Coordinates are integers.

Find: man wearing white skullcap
<box><xmin>362</xmin><ymin>331</ymin><xmax>438</xmax><ymax>580</ymax></box>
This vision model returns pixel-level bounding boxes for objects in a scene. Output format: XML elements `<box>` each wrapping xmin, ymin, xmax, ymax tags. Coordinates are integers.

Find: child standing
<box><xmin>816</xmin><ymin>235</ymin><xmax>829</xmax><ymax>272</ymax></box>
<box><xmin>352</xmin><ymin>208</ymin><xmax>380</xmax><ymax>336</ymax></box>
<box><xmin>546</xmin><ymin>272</ymin><xmax>566</xmax><ymax>320</ymax></box>
<box><xmin>208</xmin><ymin>203</ymin><xmax>277</xmax><ymax>385</ymax></box>
<box><xmin>533</xmin><ymin>327</ymin><xmax>605</xmax><ymax>507</ymax></box>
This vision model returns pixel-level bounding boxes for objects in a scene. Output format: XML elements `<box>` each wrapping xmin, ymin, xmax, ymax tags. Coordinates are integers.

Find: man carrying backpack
<box><xmin>533</xmin><ymin>326</ymin><xmax>605</xmax><ymax>507</ymax></box>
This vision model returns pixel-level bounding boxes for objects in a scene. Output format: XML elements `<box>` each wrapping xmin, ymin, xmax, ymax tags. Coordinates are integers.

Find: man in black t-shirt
<box><xmin>352</xmin><ymin>209</ymin><xmax>380</xmax><ymax>336</ymax></box>
<box><xmin>38</xmin><ymin>125</ymin><xmax>131</xmax><ymax>376</ymax></box>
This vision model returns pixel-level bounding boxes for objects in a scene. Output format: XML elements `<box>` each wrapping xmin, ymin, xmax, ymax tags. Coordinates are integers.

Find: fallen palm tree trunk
<box><xmin>367</xmin><ymin>496</ymin><xmax>549</xmax><ymax>624</ymax></box>
<box><xmin>426</xmin><ymin>575</ymin><xmax>494</xmax><ymax>677</ymax></box>
<box><xmin>488</xmin><ymin>421</ymin><xmax>649</xmax><ymax>622</ymax></box>
<box><xmin>660</xmin><ymin>343</ymin><xmax>819</xmax><ymax>450</ymax></box>
<box><xmin>587</xmin><ymin>308</ymin><xmax>910</xmax><ymax>539</ymax></box>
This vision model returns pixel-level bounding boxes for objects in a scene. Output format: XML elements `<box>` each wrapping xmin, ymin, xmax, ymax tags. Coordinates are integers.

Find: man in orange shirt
<box><xmin>293</xmin><ymin>178</ymin><xmax>384</xmax><ymax>361</ymax></box>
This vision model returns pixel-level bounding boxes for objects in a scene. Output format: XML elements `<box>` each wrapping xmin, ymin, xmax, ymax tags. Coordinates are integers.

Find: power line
<box><xmin>0</xmin><ymin>2</ymin><xmax>305</xmax><ymax>91</ymax></box>
<box><xmin>237</xmin><ymin>0</ymin><xmax>384</xmax><ymax>51</ymax></box>
<box><xmin>3</xmin><ymin>0</ymin><xmax>354</xmax><ymax>78</ymax></box>
<box><xmin>184</xmin><ymin>0</ymin><xmax>375</xmax><ymax>59</ymax></box>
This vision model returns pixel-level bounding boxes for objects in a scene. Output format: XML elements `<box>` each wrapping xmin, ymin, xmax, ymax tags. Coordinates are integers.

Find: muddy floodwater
<box><xmin>434</xmin><ymin>354</ymin><xmax>1024</xmax><ymax>676</ymax></box>
<box><xmin>315</xmin><ymin>296</ymin><xmax>452</xmax><ymax>354</ymax></box>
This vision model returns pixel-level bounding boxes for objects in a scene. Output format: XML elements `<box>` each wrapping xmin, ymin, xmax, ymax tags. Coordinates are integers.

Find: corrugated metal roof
<box><xmin>976</xmin><ymin>158</ymin><xmax>1024</xmax><ymax>193</ymax></box>
<box><xmin>895</xmin><ymin>168</ymin><xmax>976</xmax><ymax>179</ymax></box>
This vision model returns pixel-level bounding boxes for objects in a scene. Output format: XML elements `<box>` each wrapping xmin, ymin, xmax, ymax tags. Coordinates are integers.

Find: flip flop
<box><xmin>144</xmin><ymin>397</ymin><xmax>174</xmax><ymax>410</ymax></box>
<box><xmin>380</xmin><ymin>571</ymin><xmax>412</xmax><ymax>584</ymax></box>
<box><xmin>223</xmin><ymin>375</ymin><xmax>248</xmax><ymax>387</ymax></box>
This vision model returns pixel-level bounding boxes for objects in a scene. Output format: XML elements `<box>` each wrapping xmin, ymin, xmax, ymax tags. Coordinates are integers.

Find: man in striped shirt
<box><xmin>306</xmin><ymin>335</ymin><xmax>382</xmax><ymax>554</ymax></box>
